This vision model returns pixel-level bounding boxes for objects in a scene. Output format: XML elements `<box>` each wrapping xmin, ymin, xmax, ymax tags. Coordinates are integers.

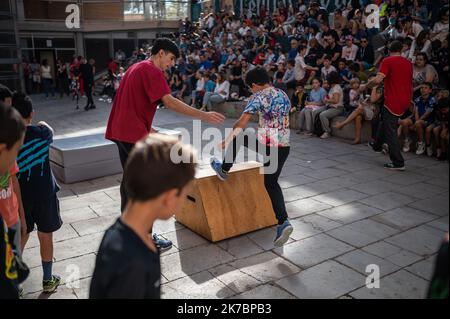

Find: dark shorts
<box><xmin>24</xmin><ymin>193</ymin><xmax>63</xmax><ymax>234</ymax></box>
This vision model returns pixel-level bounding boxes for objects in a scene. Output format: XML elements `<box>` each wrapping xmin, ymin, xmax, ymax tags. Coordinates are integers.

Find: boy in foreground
<box><xmin>90</xmin><ymin>134</ymin><xmax>197</xmax><ymax>298</ymax></box>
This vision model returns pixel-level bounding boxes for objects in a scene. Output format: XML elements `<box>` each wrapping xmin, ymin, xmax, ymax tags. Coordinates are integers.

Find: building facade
<box><xmin>3</xmin><ymin>0</ymin><xmax>191</xmax><ymax>91</ymax></box>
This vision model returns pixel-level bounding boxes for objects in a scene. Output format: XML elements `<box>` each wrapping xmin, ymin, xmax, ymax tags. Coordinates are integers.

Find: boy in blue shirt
<box><xmin>12</xmin><ymin>93</ymin><xmax>62</xmax><ymax>293</ymax></box>
<box><xmin>401</xmin><ymin>83</ymin><xmax>436</xmax><ymax>155</ymax></box>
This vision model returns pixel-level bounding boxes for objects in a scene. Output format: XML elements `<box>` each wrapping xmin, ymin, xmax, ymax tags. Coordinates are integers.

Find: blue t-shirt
<box><xmin>17</xmin><ymin>125</ymin><xmax>59</xmax><ymax>201</ymax></box>
<box><xmin>204</xmin><ymin>80</ymin><xmax>216</xmax><ymax>93</ymax></box>
<box><xmin>414</xmin><ymin>95</ymin><xmax>436</xmax><ymax>122</ymax></box>
<box><xmin>199</xmin><ymin>60</ymin><xmax>213</xmax><ymax>70</ymax></box>
<box><xmin>339</xmin><ymin>68</ymin><xmax>352</xmax><ymax>83</ymax></box>
<box><xmin>308</xmin><ymin>87</ymin><xmax>327</xmax><ymax>103</ymax></box>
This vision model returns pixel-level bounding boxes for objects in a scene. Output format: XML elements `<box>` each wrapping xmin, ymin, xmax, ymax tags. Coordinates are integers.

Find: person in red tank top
<box><xmin>362</xmin><ymin>40</ymin><xmax>413</xmax><ymax>171</ymax></box>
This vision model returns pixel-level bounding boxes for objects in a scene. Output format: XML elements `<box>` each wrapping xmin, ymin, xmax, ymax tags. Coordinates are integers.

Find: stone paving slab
<box><xmin>326</xmin><ymin>219</ymin><xmax>399</xmax><ymax>248</ymax></box>
<box><xmin>229</xmin><ymin>252</ymin><xmax>301</xmax><ymax>283</ymax></box>
<box><xmin>161</xmin><ymin>271</ymin><xmax>235</xmax><ymax>299</ymax></box>
<box><xmin>231</xmin><ymin>284</ymin><xmax>296</xmax><ymax>299</ymax></box>
<box><xmin>317</xmin><ymin>202</ymin><xmax>383</xmax><ymax>224</ymax></box>
<box><xmin>349</xmin><ymin>270</ymin><xmax>429</xmax><ymax>299</ymax></box>
<box><xmin>273</xmin><ymin>233</ymin><xmax>354</xmax><ymax>269</ymax></box>
<box><xmin>276</xmin><ymin>260</ymin><xmax>366</xmax><ymax>299</ymax></box>
<box><xmin>384</xmin><ymin>225</ymin><xmax>446</xmax><ymax>256</ymax></box>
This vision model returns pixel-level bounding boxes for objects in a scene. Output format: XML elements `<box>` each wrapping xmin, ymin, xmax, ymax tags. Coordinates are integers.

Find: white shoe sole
<box><xmin>274</xmin><ymin>226</ymin><xmax>293</xmax><ymax>247</ymax></box>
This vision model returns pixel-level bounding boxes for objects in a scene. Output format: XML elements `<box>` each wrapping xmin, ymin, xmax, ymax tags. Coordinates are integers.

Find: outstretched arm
<box><xmin>161</xmin><ymin>94</ymin><xmax>225</xmax><ymax>125</ymax></box>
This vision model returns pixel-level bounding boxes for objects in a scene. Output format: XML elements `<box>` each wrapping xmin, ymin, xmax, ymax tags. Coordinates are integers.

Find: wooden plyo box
<box><xmin>176</xmin><ymin>161</ymin><xmax>277</xmax><ymax>242</ymax></box>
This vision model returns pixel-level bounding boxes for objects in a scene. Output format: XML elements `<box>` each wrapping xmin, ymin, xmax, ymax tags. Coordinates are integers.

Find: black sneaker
<box><xmin>152</xmin><ymin>234</ymin><xmax>172</xmax><ymax>252</ymax></box>
<box><xmin>89</xmin><ymin>104</ymin><xmax>96</xmax><ymax>109</ymax></box>
<box><xmin>383</xmin><ymin>163</ymin><xmax>405</xmax><ymax>171</ymax></box>
<box><xmin>84</xmin><ymin>104</ymin><xmax>90</xmax><ymax>111</ymax></box>
<box><xmin>369</xmin><ymin>141</ymin><xmax>382</xmax><ymax>153</ymax></box>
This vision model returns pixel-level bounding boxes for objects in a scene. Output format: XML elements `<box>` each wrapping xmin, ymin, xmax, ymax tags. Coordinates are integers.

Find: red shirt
<box><xmin>108</xmin><ymin>61</ymin><xmax>118</xmax><ymax>74</ymax></box>
<box><xmin>105</xmin><ymin>60</ymin><xmax>171</xmax><ymax>144</ymax></box>
<box><xmin>379</xmin><ymin>55</ymin><xmax>413</xmax><ymax>116</ymax></box>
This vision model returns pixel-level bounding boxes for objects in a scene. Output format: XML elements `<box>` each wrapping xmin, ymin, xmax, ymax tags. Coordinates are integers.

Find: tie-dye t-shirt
<box><xmin>244</xmin><ymin>86</ymin><xmax>291</xmax><ymax>147</ymax></box>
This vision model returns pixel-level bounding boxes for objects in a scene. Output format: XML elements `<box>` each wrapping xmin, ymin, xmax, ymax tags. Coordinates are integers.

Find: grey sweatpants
<box><xmin>319</xmin><ymin>106</ymin><xmax>344</xmax><ymax>133</ymax></box>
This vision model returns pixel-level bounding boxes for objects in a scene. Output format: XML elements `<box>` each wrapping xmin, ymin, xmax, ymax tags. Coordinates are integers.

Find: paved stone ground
<box><xmin>21</xmin><ymin>94</ymin><xmax>448</xmax><ymax>299</ymax></box>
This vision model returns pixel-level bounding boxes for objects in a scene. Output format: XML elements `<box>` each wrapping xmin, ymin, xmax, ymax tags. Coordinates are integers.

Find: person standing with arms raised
<box><xmin>105</xmin><ymin>38</ymin><xmax>225</xmax><ymax>251</ymax></box>
<box><xmin>363</xmin><ymin>40</ymin><xmax>413</xmax><ymax>171</ymax></box>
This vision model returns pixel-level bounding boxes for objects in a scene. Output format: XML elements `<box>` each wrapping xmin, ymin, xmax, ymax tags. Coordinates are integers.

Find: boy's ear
<box><xmin>161</xmin><ymin>188</ymin><xmax>181</xmax><ymax>207</ymax></box>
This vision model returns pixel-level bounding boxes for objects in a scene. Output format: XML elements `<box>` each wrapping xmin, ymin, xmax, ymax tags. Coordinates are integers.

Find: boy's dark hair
<box><xmin>287</xmin><ymin>59</ymin><xmax>295</xmax><ymax>67</ymax></box>
<box><xmin>124</xmin><ymin>134</ymin><xmax>197</xmax><ymax>202</ymax></box>
<box><xmin>245</xmin><ymin>66</ymin><xmax>271</xmax><ymax>87</ymax></box>
<box><xmin>338</xmin><ymin>58</ymin><xmax>347</xmax><ymax>65</ymax></box>
<box><xmin>12</xmin><ymin>92</ymin><xmax>33</xmax><ymax>119</ymax></box>
<box><xmin>349</xmin><ymin>62</ymin><xmax>361</xmax><ymax>72</ymax></box>
<box><xmin>151</xmin><ymin>38</ymin><xmax>180</xmax><ymax>59</ymax></box>
<box><xmin>275</xmin><ymin>71</ymin><xmax>284</xmax><ymax>80</ymax></box>
<box><xmin>389</xmin><ymin>40</ymin><xmax>403</xmax><ymax>53</ymax></box>
<box><xmin>312</xmin><ymin>78</ymin><xmax>323</xmax><ymax>85</ymax></box>
<box><xmin>422</xmin><ymin>82</ymin><xmax>433</xmax><ymax>90</ymax></box>
<box><xmin>0</xmin><ymin>84</ymin><xmax>12</xmax><ymax>102</ymax></box>
<box><xmin>0</xmin><ymin>102</ymin><xmax>25</xmax><ymax>149</ymax></box>
<box><xmin>297</xmin><ymin>44</ymin><xmax>307</xmax><ymax>53</ymax></box>
<box><xmin>326</xmin><ymin>71</ymin><xmax>340</xmax><ymax>85</ymax></box>
<box><xmin>323</xmin><ymin>55</ymin><xmax>332</xmax><ymax>61</ymax></box>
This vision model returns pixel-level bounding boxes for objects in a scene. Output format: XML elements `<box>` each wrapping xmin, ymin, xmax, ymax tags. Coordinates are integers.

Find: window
<box><xmin>123</xmin><ymin>1</ymin><xmax>189</xmax><ymax>20</ymax></box>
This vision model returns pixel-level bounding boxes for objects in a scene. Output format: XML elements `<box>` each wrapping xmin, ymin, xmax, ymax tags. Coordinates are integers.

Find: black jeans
<box><xmin>84</xmin><ymin>82</ymin><xmax>94</xmax><ymax>107</ymax></box>
<box><xmin>221</xmin><ymin>134</ymin><xmax>290</xmax><ymax>225</ymax></box>
<box><xmin>374</xmin><ymin>106</ymin><xmax>404</xmax><ymax>167</ymax></box>
<box><xmin>115</xmin><ymin>141</ymin><xmax>134</xmax><ymax>213</ymax></box>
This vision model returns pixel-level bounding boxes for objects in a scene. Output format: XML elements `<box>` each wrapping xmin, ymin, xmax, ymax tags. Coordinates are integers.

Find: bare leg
<box><xmin>415</xmin><ymin>120</ymin><xmax>425</xmax><ymax>142</ymax></box>
<box><xmin>425</xmin><ymin>124</ymin><xmax>434</xmax><ymax>146</ymax></box>
<box><xmin>38</xmin><ymin>231</ymin><xmax>53</xmax><ymax>262</ymax></box>
<box><xmin>353</xmin><ymin>115</ymin><xmax>363</xmax><ymax>144</ymax></box>
<box><xmin>335</xmin><ymin>107</ymin><xmax>363</xmax><ymax>130</ymax></box>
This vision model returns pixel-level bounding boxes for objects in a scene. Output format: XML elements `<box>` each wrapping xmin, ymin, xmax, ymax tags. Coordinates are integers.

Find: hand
<box><xmin>202</xmin><ymin>111</ymin><xmax>226</xmax><ymax>125</ymax></box>
<box><xmin>218</xmin><ymin>139</ymin><xmax>227</xmax><ymax>150</ymax></box>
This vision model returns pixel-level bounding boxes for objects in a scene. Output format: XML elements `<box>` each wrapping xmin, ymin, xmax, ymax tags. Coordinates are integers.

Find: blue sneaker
<box><xmin>210</xmin><ymin>157</ymin><xmax>228</xmax><ymax>181</ymax></box>
<box><xmin>274</xmin><ymin>220</ymin><xmax>293</xmax><ymax>247</ymax></box>
<box><xmin>152</xmin><ymin>234</ymin><xmax>173</xmax><ymax>252</ymax></box>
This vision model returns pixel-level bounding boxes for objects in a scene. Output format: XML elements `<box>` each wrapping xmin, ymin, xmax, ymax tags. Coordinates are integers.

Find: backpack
<box><xmin>313</xmin><ymin>111</ymin><xmax>325</xmax><ymax>137</ymax></box>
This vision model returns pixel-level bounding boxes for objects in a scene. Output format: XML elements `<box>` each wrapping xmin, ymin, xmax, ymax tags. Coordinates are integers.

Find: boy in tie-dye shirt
<box><xmin>210</xmin><ymin>67</ymin><xmax>293</xmax><ymax>247</ymax></box>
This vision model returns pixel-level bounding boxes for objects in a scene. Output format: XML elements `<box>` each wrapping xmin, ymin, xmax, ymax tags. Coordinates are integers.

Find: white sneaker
<box><xmin>416</xmin><ymin>142</ymin><xmax>426</xmax><ymax>155</ymax></box>
<box><xmin>436</xmin><ymin>148</ymin><xmax>442</xmax><ymax>158</ymax></box>
<box><xmin>320</xmin><ymin>132</ymin><xmax>330</xmax><ymax>139</ymax></box>
<box><xmin>426</xmin><ymin>146</ymin><xmax>434</xmax><ymax>157</ymax></box>
<box><xmin>402</xmin><ymin>139</ymin><xmax>411</xmax><ymax>153</ymax></box>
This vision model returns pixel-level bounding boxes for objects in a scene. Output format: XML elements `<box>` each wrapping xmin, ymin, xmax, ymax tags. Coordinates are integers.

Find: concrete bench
<box><xmin>290</xmin><ymin>113</ymin><xmax>373</xmax><ymax>142</ymax></box>
<box><xmin>212</xmin><ymin>102</ymin><xmax>373</xmax><ymax>143</ymax></box>
<box><xmin>50</xmin><ymin>127</ymin><xmax>181</xmax><ymax>184</ymax></box>
<box><xmin>210</xmin><ymin>101</ymin><xmax>258</xmax><ymax>122</ymax></box>
<box><xmin>330</xmin><ymin>116</ymin><xmax>372</xmax><ymax>143</ymax></box>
